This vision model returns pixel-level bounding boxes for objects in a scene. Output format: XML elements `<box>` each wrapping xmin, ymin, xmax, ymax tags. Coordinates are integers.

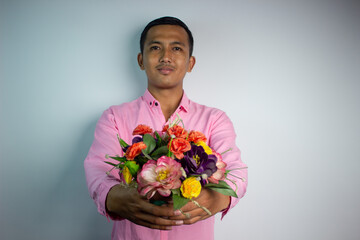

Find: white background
<box><xmin>1</xmin><ymin>0</ymin><xmax>359</xmax><ymax>239</ymax></box>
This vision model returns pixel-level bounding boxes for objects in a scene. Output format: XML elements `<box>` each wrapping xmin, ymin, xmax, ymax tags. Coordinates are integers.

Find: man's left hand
<box><xmin>169</xmin><ymin>188</ymin><xmax>230</xmax><ymax>224</ymax></box>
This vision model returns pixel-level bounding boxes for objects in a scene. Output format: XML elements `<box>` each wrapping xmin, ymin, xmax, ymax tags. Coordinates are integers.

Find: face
<box><xmin>137</xmin><ymin>25</ymin><xmax>195</xmax><ymax>91</ymax></box>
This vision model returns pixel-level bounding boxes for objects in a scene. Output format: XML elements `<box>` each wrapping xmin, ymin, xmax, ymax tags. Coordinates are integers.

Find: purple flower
<box><xmin>183</xmin><ymin>145</ymin><xmax>217</xmax><ymax>182</ymax></box>
<box><xmin>132</xmin><ymin>136</ymin><xmax>143</xmax><ymax>144</ymax></box>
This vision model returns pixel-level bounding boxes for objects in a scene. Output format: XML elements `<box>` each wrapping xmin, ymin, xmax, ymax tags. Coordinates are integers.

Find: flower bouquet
<box><xmin>105</xmin><ymin>115</ymin><xmax>239</xmax><ymax>214</ymax></box>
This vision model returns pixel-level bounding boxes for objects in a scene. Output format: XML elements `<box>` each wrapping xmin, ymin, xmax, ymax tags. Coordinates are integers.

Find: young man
<box><xmin>84</xmin><ymin>17</ymin><xmax>247</xmax><ymax>240</ymax></box>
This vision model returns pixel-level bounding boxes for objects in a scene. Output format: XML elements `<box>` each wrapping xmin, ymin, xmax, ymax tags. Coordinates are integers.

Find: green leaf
<box><xmin>109</xmin><ymin>156</ymin><xmax>127</xmax><ymax>162</ymax></box>
<box><xmin>150</xmin><ymin>200</ymin><xmax>167</xmax><ymax>206</ymax></box>
<box><xmin>205</xmin><ymin>180</ymin><xmax>238</xmax><ymax>198</ymax></box>
<box><xmin>154</xmin><ymin>131</ymin><xmax>162</xmax><ymax>146</ymax></box>
<box><xmin>125</xmin><ymin>161</ymin><xmax>140</xmax><ymax>176</ymax></box>
<box><xmin>117</xmin><ymin>134</ymin><xmax>129</xmax><ymax>148</ymax></box>
<box><xmin>171</xmin><ymin>188</ymin><xmax>180</xmax><ymax>195</ymax></box>
<box><xmin>141</xmin><ymin>150</ymin><xmax>153</xmax><ymax>160</ymax></box>
<box><xmin>104</xmin><ymin>161</ymin><xmax>119</xmax><ymax>167</ymax></box>
<box><xmin>136</xmin><ymin>156</ymin><xmax>148</xmax><ymax>166</ymax></box>
<box><xmin>150</xmin><ymin>146</ymin><xmax>169</xmax><ymax>159</ymax></box>
<box><xmin>143</xmin><ymin>134</ymin><xmax>156</xmax><ymax>154</ymax></box>
<box><xmin>172</xmin><ymin>193</ymin><xmax>189</xmax><ymax>210</ymax></box>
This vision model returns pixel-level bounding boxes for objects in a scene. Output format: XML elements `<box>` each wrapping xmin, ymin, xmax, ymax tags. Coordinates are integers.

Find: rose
<box><xmin>180</xmin><ymin>177</ymin><xmax>202</xmax><ymax>199</ymax></box>
<box><xmin>132</xmin><ymin>124</ymin><xmax>153</xmax><ymax>135</ymax></box>
<box><xmin>208</xmin><ymin>150</ymin><xmax>227</xmax><ymax>184</ymax></box>
<box><xmin>168</xmin><ymin>138</ymin><xmax>191</xmax><ymax>159</ymax></box>
<box><xmin>137</xmin><ymin>156</ymin><xmax>182</xmax><ymax>198</ymax></box>
<box><xmin>125</xmin><ymin>142</ymin><xmax>147</xmax><ymax>160</ymax></box>
<box><xmin>167</xmin><ymin>125</ymin><xmax>188</xmax><ymax>139</ymax></box>
<box><xmin>188</xmin><ymin>130</ymin><xmax>207</xmax><ymax>143</ymax></box>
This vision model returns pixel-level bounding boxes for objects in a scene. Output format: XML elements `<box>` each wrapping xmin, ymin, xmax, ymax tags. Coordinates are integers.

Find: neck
<box><xmin>148</xmin><ymin>87</ymin><xmax>183</xmax><ymax>121</ymax></box>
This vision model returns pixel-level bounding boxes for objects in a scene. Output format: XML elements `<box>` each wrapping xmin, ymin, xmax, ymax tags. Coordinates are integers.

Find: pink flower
<box><xmin>137</xmin><ymin>156</ymin><xmax>182</xmax><ymax>199</ymax></box>
<box><xmin>208</xmin><ymin>151</ymin><xmax>227</xmax><ymax>184</ymax></box>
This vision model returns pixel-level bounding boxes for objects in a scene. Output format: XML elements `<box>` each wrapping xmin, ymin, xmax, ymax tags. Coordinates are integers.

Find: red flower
<box><xmin>167</xmin><ymin>125</ymin><xmax>188</xmax><ymax>139</ymax></box>
<box><xmin>133</xmin><ymin>124</ymin><xmax>153</xmax><ymax>135</ymax></box>
<box><xmin>162</xmin><ymin>125</ymin><xmax>169</xmax><ymax>132</ymax></box>
<box><xmin>169</xmin><ymin>138</ymin><xmax>191</xmax><ymax>159</ymax></box>
<box><xmin>126</xmin><ymin>142</ymin><xmax>147</xmax><ymax>160</ymax></box>
<box><xmin>188</xmin><ymin>131</ymin><xmax>207</xmax><ymax>143</ymax></box>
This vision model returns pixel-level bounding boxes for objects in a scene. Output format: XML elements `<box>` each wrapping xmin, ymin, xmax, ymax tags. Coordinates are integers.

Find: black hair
<box><xmin>140</xmin><ymin>16</ymin><xmax>194</xmax><ymax>56</ymax></box>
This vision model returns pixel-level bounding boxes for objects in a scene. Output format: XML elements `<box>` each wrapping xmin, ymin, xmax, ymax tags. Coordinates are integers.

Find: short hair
<box><xmin>140</xmin><ymin>16</ymin><xmax>194</xmax><ymax>56</ymax></box>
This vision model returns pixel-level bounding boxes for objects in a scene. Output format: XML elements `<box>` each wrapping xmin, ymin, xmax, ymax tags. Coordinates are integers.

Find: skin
<box><xmin>106</xmin><ymin>24</ymin><xmax>230</xmax><ymax>230</ymax></box>
<box><xmin>137</xmin><ymin>25</ymin><xmax>195</xmax><ymax>120</ymax></box>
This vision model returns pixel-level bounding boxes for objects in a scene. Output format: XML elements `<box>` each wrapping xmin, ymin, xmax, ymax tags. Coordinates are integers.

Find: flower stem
<box><xmin>179</xmin><ymin>209</ymin><xmax>191</xmax><ymax>219</ymax></box>
<box><xmin>228</xmin><ymin>173</ymin><xmax>247</xmax><ymax>182</ymax></box>
<box><xmin>220</xmin><ymin>148</ymin><xmax>233</xmax><ymax>155</ymax></box>
<box><xmin>106</xmin><ymin>165</ymin><xmax>119</xmax><ymax>175</ymax></box>
<box><xmin>191</xmin><ymin>199</ymin><xmax>212</xmax><ymax>216</ymax></box>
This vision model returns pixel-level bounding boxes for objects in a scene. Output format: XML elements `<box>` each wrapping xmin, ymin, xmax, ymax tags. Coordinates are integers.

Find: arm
<box><xmin>84</xmin><ymin>107</ymin><xmax>184</xmax><ymax>229</ymax></box>
<box><xmin>208</xmin><ymin>111</ymin><xmax>248</xmax><ymax>218</ymax></box>
<box><xmin>170</xmin><ymin>111</ymin><xmax>248</xmax><ymax>223</ymax></box>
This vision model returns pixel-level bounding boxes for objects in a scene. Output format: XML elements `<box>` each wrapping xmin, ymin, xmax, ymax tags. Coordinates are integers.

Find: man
<box><xmin>84</xmin><ymin>16</ymin><xmax>247</xmax><ymax>240</ymax></box>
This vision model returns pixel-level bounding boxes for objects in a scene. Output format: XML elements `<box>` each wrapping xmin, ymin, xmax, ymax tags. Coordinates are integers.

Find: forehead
<box><xmin>145</xmin><ymin>25</ymin><xmax>189</xmax><ymax>45</ymax></box>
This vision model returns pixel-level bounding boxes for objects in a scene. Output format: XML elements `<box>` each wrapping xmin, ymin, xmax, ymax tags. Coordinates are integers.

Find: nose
<box><xmin>160</xmin><ymin>47</ymin><xmax>172</xmax><ymax>63</ymax></box>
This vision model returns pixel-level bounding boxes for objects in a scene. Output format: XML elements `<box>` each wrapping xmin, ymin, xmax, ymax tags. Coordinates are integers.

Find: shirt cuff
<box><xmin>95</xmin><ymin>179</ymin><xmax>123</xmax><ymax>221</ymax></box>
<box><xmin>220</xmin><ymin>196</ymin><xmax>232</xmax><ymax>220</ymax></box>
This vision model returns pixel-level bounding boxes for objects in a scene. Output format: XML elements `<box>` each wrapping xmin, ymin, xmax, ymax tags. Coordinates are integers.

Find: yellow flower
<box><xmin>122</xmin><ymin>166</ymin><xmax>132</xmax><ymax>184</ymax></box>
<box><xmin>180</xmin><ymin>177</ymin><xmax>201</xmax><ymax>199</ymax></box>
<box><xmin>195</xmin><ymin>141</ymin><xmax>212</xmax><ymax>155</ymax></box>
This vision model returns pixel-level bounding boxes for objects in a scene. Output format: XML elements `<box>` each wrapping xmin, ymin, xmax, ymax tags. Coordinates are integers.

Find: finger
<box><xmin>134</xmin><ymin>212</ymin><xmax>184</xmax><ymax>227</ymax></box>
<box><xmin>131</xmin><ymin>218</ymin><xmax>173</xmax><ymax>230</ymax></box>
<box><xmin>141</xmin><ymin>201</ymin><xmax>177</xmax><ymax>217</ymax></box>
<box><xmin>168</xmin><ymin>206</ymin><xmax>209</xmax><ymax>221</ymax></box>
<box><xmin>183</xmin><ymin>215</ymin><xmax>203</xmax><ymax>225</ymax></box>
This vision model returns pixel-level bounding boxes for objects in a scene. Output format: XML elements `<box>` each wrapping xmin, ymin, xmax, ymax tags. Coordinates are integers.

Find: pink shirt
<box><xmin>84</xmin><ymin>90</ymin><xmax>248</xmax><ymax>240</ymax></box>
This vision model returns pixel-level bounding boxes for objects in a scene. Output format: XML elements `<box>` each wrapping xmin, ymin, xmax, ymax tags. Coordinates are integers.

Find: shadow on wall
<box><xmin>38</xmin><ymin>119</ymin><xmax>112</xmax><ymax>240</ymax></box>
<box><xmin>35</xmin><ymin>29</ymin><xmax>148</xmax><ymax>239</ymax></box>
<box><xmin>126</xmin><ymin>25</ymin><xmax>147</xmax><ymax>97</ymax></box>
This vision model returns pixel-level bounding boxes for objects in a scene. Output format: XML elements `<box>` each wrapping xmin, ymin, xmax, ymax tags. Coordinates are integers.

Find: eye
<box><xmin>150</xmin><ymin>46</ymin><xmax>160</xmax><ymax>50</ymax></box>
<box><xmin>173</xmin><ymin>47</ymin><xmax>182</xmax><ymax>51</ymax></box>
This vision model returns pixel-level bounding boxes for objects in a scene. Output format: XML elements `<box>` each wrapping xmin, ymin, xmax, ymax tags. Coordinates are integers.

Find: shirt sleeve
<box><xmin>208</xmin><ymin>111</ymin><xmax>248</xmax><ymax>219</ymax></box>
<box><xmin>84</xmin><ymin>107</ymin><xmax>124</xmax><ymax>220</ymax></box>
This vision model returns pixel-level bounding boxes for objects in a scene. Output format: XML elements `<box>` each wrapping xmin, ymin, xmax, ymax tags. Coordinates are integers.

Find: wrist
<box><xmin>105</xmin><ymin>184</ymin><xmax>120</xmax><ymax>214</ymax></box>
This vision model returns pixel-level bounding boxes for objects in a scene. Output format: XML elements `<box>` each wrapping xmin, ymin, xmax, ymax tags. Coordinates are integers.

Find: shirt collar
<box><xmin>142</xmin><ymin>89</ymin><xmax>190</xmax><ymax>113</ymax></box>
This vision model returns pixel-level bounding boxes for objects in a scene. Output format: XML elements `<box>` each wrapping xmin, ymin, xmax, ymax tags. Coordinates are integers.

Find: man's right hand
<box><xmin>106</xmin><ymin>184</ymin><xmax>183</xmax><ymax>230</ymax></box>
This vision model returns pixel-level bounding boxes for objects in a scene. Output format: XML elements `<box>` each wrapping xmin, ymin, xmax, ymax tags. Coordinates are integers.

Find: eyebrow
<box><xmin>147</xmin><ymin>40</ymin><xmax>186</xmax><ymax>47</ymax></box>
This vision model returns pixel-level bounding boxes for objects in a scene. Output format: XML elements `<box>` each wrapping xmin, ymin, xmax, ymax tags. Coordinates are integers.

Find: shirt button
<box><xmin>150</xmin><ymin>102</ymin><xmax>152</xmax><ymax>105</ymax></box>
<box><xmin>155</xmin><ymin>102</ymin><xmax>158</xmax><ymax>106</ymax></box>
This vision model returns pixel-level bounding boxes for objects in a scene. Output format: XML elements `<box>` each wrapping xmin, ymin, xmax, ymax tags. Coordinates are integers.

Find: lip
<box><xmin>157</xmin><ymin>66</ymin><xmax>175</xmax><ymax>75</ymax></box>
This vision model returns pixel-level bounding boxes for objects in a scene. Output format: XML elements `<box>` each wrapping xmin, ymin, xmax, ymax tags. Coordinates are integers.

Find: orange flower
<box><xmin>167</xmin><ymin>125</ymin><xmax>188</xmax><ymax>139</ymax></box>
<box><xmin>188</xmin><ymin>131</ymin><xmax>207</xmax><ymax>143</ymax></box>
<box><xmin>168</xmin><ymin>138</ymin><xmax>191</xmax><ymax>159</ymax></box>
<box><xmin>162</xmin><ymin>125</ymin><xmax>169</xmax><ymax>132</ymax></box>
<box><xmin>133</xmin><ymin>124</ymin><xmax>153</xmax><ymax>135</ymax></box>
<box><xmin>125</xmin><ymin>142</ymin><xmax>147</xmax><ymax>160</ymax></box>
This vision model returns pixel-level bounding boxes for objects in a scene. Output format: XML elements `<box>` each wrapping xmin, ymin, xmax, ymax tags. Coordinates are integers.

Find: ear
<box><xmin>137</xmin><ymin>53</ymin><xmax>145</xmax><ymax>70</ymax></box>
<box><xmin>187</xmin><ymin>56</ymin><xmax>196</xmax><ymax>72</ymax></box>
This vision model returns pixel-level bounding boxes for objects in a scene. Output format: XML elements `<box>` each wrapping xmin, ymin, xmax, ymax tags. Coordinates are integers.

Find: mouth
<box><xmin>157</xmin><ymin>65</ymin><xmax>175</xmax><ymax>75</ymax></box>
